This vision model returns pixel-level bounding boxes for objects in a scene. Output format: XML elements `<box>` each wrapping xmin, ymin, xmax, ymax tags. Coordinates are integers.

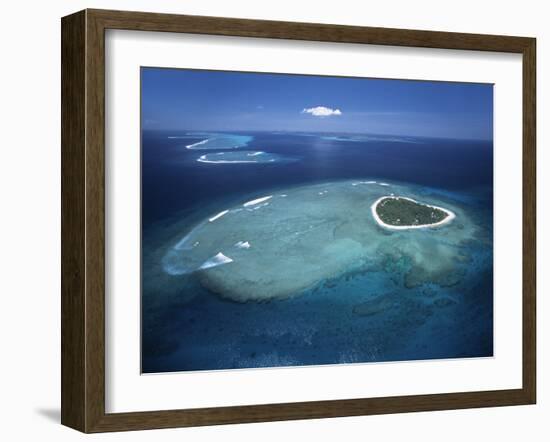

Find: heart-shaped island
<box><xmin>371</xmin><ymin>196</ymin><xmax>455</xmax><ymax>230</ymax></box>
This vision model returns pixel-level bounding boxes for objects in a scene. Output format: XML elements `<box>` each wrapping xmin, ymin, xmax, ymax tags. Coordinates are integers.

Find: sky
<box><xmin>141</xmin><ymin>67</ymin><xmax>493</xmax><ymax>140</ymax></box>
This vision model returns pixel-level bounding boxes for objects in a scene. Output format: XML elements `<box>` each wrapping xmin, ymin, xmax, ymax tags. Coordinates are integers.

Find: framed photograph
<box><xmin>61</xmin><ymin>9</ymin><xmax>536</xmax><ymax>433</ymax></box>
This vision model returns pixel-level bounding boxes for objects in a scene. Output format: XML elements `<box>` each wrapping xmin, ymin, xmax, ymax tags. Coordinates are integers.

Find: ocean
<box><xmin>141</xmin><ymin>130</ymin><xmax>493</xmax><ymax>373</ymax></box>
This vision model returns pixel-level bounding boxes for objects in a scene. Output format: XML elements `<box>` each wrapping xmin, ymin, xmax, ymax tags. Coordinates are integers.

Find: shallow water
<box><xmin>182</xmin><ymin>132</ymin><xmax>253</xmax><ymax>150</ymax></box>
<box><xmin>142</xmin><ymin>130</ymin><xmax>493</xmax><ymax>373</ymax></box>
<box><xmin>197</xmin><ymin>150</ymin><xmax>296</xmax><ymax>164</ymax></box>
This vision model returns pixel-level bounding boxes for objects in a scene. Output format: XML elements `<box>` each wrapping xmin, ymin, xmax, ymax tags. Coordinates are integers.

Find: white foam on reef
<box><xmin>208</xmin><ymin>210</ymin><xmax>229</xmax><ymax>222</ymax></box>
<box><xmin>247</xmin><ymin>152</ymin><xmax>264</xmax><ymax>157</ymax></box>
<box><xmin>352</xmin><ymin>181</ymin><xmax>378</xmax><ymax>186</ymax></box>
<box><xmin>235</xmin><ymin>241</ymin><xmax>251</xmax><ymax>249</ymax></box>
<box><xmin>186</xmin><ymin>139</ymin><xmax>210</xmax><ymax>149</ymax></box>
<box><xmin>199</xmin><ymin>252</ymin><xmax>234</xmax><ymax>270</ymax></box>
<box><xmin>243</xmin><ymin>196</ymin><xmax>273</xmax><ymax>207</ymax></box>
<box><xmin>371</xmin><ymin>196</ymin><xmax>456</xmax><ymax>230</ymax></box>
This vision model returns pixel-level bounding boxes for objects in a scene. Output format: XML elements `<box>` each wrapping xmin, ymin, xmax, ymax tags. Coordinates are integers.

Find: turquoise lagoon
<box><xmin>161</xmin><ymin>180</ymin><xmax>478</xmax><ymax>301</ymax></box>
<box><xmin>142</xmin><ymin>131</ymin><xmax>493</xmax><ymax>372</ymax></box>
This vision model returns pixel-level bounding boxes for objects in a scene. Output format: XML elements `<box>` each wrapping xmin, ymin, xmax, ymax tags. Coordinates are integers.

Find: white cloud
<box><xmin>301</xmin><ymin>106</ymin><xmax>342</xmax><ymax>117</ymax></box>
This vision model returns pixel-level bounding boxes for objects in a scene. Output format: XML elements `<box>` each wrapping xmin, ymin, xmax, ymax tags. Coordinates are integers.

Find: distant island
<box><xmin>371</xmin><ymin>196</ymin><xmax>455</xmax><ymax>229</ymax></box>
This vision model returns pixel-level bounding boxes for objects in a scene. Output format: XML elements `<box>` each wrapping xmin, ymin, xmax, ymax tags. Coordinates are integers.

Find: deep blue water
<box><xmin>141</xmin><ymin>130</ymin><xmax>493</xmax><ymax>373</ymax></box>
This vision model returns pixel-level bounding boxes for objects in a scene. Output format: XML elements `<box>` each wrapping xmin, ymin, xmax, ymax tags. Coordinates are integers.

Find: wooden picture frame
<box><xmin>61</xmin><ymin>8</ymin><xmax>536</xmax><ymax>433</ymax></box>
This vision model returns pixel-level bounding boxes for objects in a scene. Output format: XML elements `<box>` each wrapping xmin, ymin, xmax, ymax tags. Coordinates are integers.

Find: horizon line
<box><xmin>141</xmin><ymin>127</ymin><xmax>493</xmax><ymax>143</ymax></box>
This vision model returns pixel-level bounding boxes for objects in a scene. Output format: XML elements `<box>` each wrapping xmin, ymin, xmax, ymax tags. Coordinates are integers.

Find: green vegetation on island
<box><xmin>375</xmin><ymin>197</ymin><xmax>449</xmax><ymax>227</ymax></box>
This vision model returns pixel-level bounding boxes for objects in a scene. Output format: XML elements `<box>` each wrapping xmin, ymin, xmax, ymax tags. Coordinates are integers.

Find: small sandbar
<box><xmin>185</xmin><ymin>132</ymin><xmax>253</xmax><ymax>150</ymax></box>
<box><xmin>371</xmin><ymin>196</ymin><xmax>455</xmax><ymax>230</ymax></box>
<box><xmin>197</xmin><ymin>151</ymin><xmax>295</xmax><ymax>164</ymax></box>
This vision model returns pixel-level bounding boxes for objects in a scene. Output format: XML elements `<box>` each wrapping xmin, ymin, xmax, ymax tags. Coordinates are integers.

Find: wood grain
<box><xmin>61</xmin><ymin>10</ymin><xmax>86</xmax><ymax>431</ymax></box>
<box><xmin>522</xmin><ymin>38</ymin><xmax>537</xmax><ymax>403</ymax></box>
<box><xmin>61</xmin><ymin>8</ymin><xmax>537</xmax><ymax>433</ymax></box>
